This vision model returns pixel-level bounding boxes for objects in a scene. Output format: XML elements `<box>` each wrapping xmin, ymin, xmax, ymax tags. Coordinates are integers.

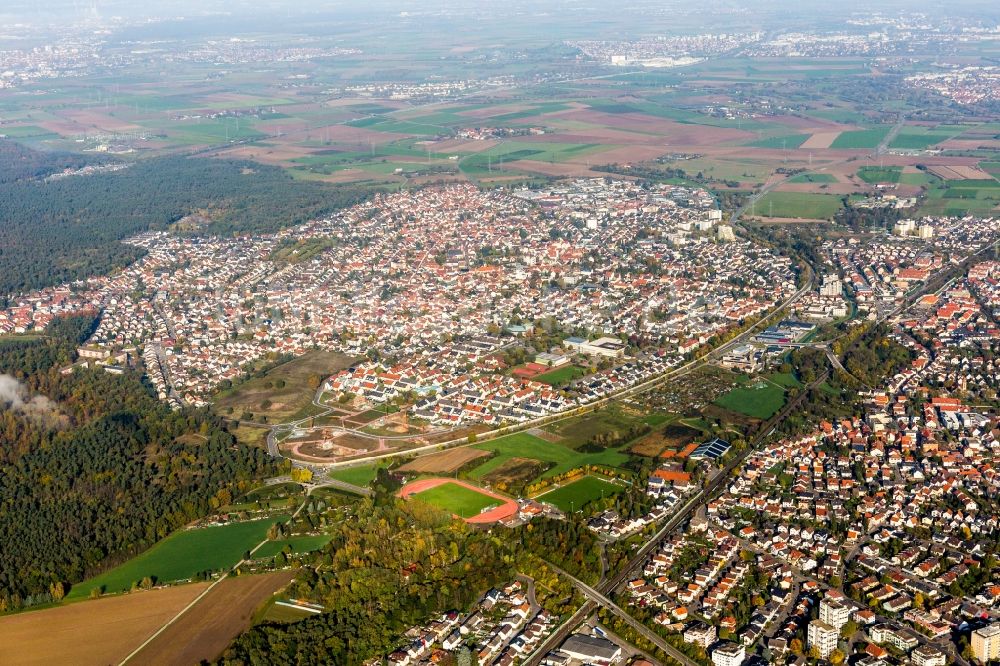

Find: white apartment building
<box><xmin>808</xmin><ymin>619</ymin><xmax>838</xmax><ymax>659</ymax></box>
<box><xmin>819</xmin><ymin>598</ymin><xmax>850</xmax><ymax>632</ymax></box>
<box><xmin>972</xmin><ymin>624</ymin><xmax>1000</xmax><ymax>664</ymax></box>
<box><xmin>711</xmin><ymin>641</ymin><xmax>746</xmax><ymax>666</ymax></box>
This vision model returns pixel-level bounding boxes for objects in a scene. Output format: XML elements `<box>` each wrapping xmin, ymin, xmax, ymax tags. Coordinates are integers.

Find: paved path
<box><xmin>311</xmin><ymin>477</ymin><xmax>373</xmax><ymax>497</ymax></box>
<box><xmin>120</xmin><ymin>497</ymin><xmax>312</xmax><ymax>665</ymax></box>
<box><xmin>543</xmin><ymin>562</ymin><xmax>700</xmax><ymax>666</ymax></box>
<box><xmin>523</xmin><ymin>600</ymin><xmax>596</xmax><ymax>666</ymax></box>
<box><xmin>876</xmin><ymin>115</ymin><xmax>906</xmax><ymax>157</ymax></box>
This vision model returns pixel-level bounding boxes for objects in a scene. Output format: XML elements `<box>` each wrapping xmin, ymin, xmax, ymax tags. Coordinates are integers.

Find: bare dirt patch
<box><xmin>571</xmin><ymin>144</ymin><xmax>669</xmax><ymax>164</ymax></box>
<box><xmin>398</xmin><ymin>448</ymin><xmax>490</xmax><ymax>474</ymax></box>
<box><xmin>554</xmin><ymin>110</ymin><xmax>754</xmax><ymax>145</ymax></box>
<box><xmin>302</xmin><ymin>169</ymin><xmax>386</xmax><ymax>184</ymax></box>
<box><xmin>630</xmin><ymin>422</ymin><xmax>702</xmax><ymax>457</ymax></box>
<box><xmin>324</xmin><ymin>124</ymin><xmax>412</xmax><ymax>145</ymax></box>
<box><xmin>481</xmin><ymin>457</ymin><xmax>550</xmax><ymax>489</ymax></box>
<box><xmin>214</xmin><ymin>143</ymin><xmax>320</xmax><ymax>166</ymax></box>
<box><xmin>427</xmin><ymin>137</ymin><xmax>499</xmax><ymax>153</ymax></box>
<box><xmin>60</xmin><ymin>110</ymin><xmax>144</xmax><ymax>132</ymax></box>
<box><xmin>926</xmin><ymin>164</ymin><xmax>993</xmax><ymax>180</ymax></box>
<box><xmin>285</xmin><ymin>431</ymin><xmax>393</xmax><ymax>462</ymax></box>
<box><xmin>203</xmin><ymin>93</ymin><xmax>290</xmax><ymax>106</ymax></box>
<box><xmin>212</xmin><ymin>350</ymin><xmax>354</xmax><ymax>422</ymax></box>
<box><xmin>801</xmin><ymin>132</ymin><xmax>841</xmax><ymax>150</ymax></box>
<box><xmin>457</xmin><ymin>104</ymin><xmax>533</xmax><ymax>119</ymax></box>
<box><xmin>628</xmin><ymin>433</ymin><xmax>671</xmax><ymax>457</ymax></box>
<box><xmin>323</xmin><ymin>97</ymin><xmax>410</xmax><ymax>111</ymax></box>
<box><xmin>129</xmin><ymin>571</ymin><xmax>295</xmax><ymax>666</ymax></box>
<box><xmin>0</xmin><ymin>583</ymin><xmax>209</xmax><ymax>666</ymax></box>
<box><xmin>38</xmin><ymin>119</ymin><xmax>85</xmax><ymax>135</ymax></box>
<box><xmin>516</xmin><ymin>126</ymin><xmax>655</xmax><ymax>145</ymax></box>
<box><xmin>505</xmin><ymin>159</ymin><xmax>607</xmax><ymax>178</ymax></box>
<box><xmin>629</xmin><ymin>423</ymin><xmax>702</xmax><ymax>458</ymax></box>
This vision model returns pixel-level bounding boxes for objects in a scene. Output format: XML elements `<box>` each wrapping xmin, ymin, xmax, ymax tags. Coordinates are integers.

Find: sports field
<box><xmin>755</xmin><ymin>191</ymin><xmax>843</xmax><ymax>219</ymax></box>
<box><xmin>399</xmin><ymin>478</ymin><xmax>517</xmax><ymax>523</ymax></box>
<box><xmin>68</xmin><ymin>516</ymin><xmax>287</xmax><ymax>599</ymax></box>
<box><xmin>714</xmin><ymin>377</ymin><xmax>786</xmax><ymax>419</ymax></box>
<box><xmin>536</xmin><ymin>476</ymin><xmax>624</xmax><ymax>513</ymax></box>
<box><xmin>328</xmin><ymin>462</ymin><xmax>383</xmax><ymax>487</ymax></box>
<box><xmin>534</xmin><ymin>365</ymin><xmax>586</xmax><ymax>385</ymax></box>
<box><xmin>412</xmin><ymin>482</ymin><xmax>499</xmax><ymax>517</ymax></box>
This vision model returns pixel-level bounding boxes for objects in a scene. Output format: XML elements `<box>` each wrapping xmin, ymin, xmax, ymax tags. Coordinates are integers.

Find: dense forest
<box><xmin>218</xmin><ymin>498</ymin><xmax>513</xmax><ymax>666</ymax></box>
<box><xmin>508</xmin><ymin>517</ymin><xmax>604</xmax><ymax>585</ymax></box>
<box><xmin>0</xmin><ymin>315</ymin><xmax>278</xmax><ymax>608</ymax></box>
<box><xmin>834</xmin><ymin>322</ymin><xmax>914</xmax><ymax>388</ymax></box>
<box><xmin>0</xmin><ymin>140</ymin><xmax>381</xmax><ymax>296</ymax></box>
<box><xmin>835</xmin><ymin>201</ymin><xmax>909</xmax><ymax>232</ymax></box>
<box><xmin>0</xmin><ymin>140</ymin><xmax>114</xmax><ymax>185</ymax></box>
<box><xmin>0</xmin><ymin>312</ymin><xmax>98</xmax><ymax>383</ymax></box>
<box><xmin>774</xmin><ymin>323</ymin><xmax>914</xmax><ymax>436</ymax></box>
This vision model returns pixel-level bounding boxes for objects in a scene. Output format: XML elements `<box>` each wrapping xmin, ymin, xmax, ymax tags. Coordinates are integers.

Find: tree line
<box><xmin>0</xmin><ymin>141</ymin><xmax>383</xmax><ymax>296</ymax></box>
<box><xmin>217</xmin><ymin>497</ymin><xmax>513</xmax><ymax>665</ymax></box>
<box><xmin>0</xmin><ymin>314</ymin><xmax>279</xmax><ymax>608</ymax></box>
<box><xmin>0</xmin><ymin>140</ymin><xmax>114</xmax><ymax>185</ymax></box>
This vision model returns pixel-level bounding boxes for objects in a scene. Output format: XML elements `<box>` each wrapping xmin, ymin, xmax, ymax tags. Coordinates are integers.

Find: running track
<box><xmin>399</xmin><ymin>478</ymin><xmax>518</xmax><ymax>524</ymax></box>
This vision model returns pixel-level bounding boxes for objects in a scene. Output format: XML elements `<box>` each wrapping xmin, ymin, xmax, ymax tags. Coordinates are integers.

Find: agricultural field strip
<box><xmin>118</xmin><ymin>494</ymin><xmax>313</xmax><ymax>665</ymax></box>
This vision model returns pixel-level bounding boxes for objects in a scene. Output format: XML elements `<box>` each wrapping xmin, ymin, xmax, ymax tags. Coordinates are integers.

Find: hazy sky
<box><xmin>2</xmin><ymin>0</ymin><xmax>998</xmax><ymax>42</ymax></box>
<box><xmin>6</xmin><ymin>0</ymin><xmax>999</xmax><ymax>19</ymax></box>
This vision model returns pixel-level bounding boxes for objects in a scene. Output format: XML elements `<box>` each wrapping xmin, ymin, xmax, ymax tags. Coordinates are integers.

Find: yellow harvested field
<box><xmin>0</xmin><ymin>583</ymin><xmax>209</xmax><ymax>666</ymax></box>
<box><xmin>398</xmin><ymin>448</ymin><xmax>490</xmax><ymax>473</ymax></box>
<box><xmin>926</xmin><ymin>164</ymin><xmax>993</xmax><ymax>180</ymax></box>
<box><xmin>128</xmin><ymin>571</ymin><xmax>295</xmax><ymax>666</ymax></box>
<box><xmin>800</xmin><ymin>132</ymin><xmax>840</xmax><ymax>149</ymax></box>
